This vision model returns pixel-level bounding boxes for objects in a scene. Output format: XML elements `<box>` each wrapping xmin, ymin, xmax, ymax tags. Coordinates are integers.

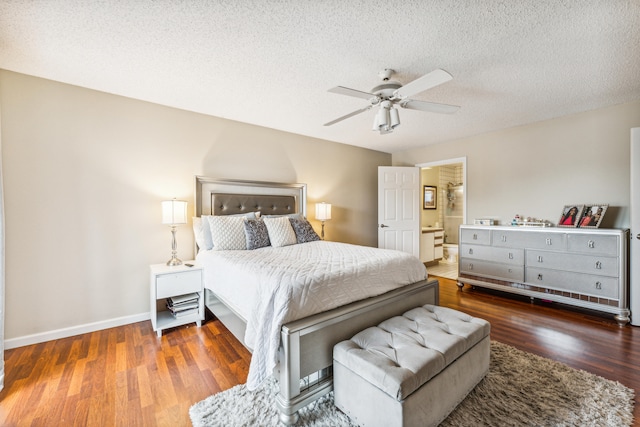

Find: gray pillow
<box><xmin>289</xmin><ymin>218</ymin><xmax>321</xmax><ymax>243</ymax></box>
<box><xmin>244</xmin><ymin>219</ymin><xmax>271</xmax><ymax>250</ymax></box>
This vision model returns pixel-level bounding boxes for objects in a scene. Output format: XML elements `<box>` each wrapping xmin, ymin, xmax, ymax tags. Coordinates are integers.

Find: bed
<box><xmin>194</xmin><ymin>176</ymin><xmax>439</xmax><ymax>424</ymax></box>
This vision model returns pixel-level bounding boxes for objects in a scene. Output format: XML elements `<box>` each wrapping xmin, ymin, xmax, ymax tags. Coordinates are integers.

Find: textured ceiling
<box><xmin>1</xmin><ymin>1</ymin><xmax>639</xmax><ymax>153</ymax></box>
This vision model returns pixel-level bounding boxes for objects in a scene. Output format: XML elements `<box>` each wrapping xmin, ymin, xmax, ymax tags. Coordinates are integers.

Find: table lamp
<box><xmin>161</xmin><ymin>198</ymin><xmax>188</xmax><ymax>266</ymax></box>
<box><xmin>315</xmin><ymin>202</ymin><xmax>332</xmax><ymax>240</ymax></box>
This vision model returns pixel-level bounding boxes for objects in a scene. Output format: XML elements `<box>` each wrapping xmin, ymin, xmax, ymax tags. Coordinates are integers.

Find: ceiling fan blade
<box><xmin>328</xmin><ymin>86</ymin><xmax>377</xmax><ymax>100</ymax></box>
<box><xmin>323</xmin><ymin>106</ymin><xmax>372</xmax><ymax>126</ymax></box>
<box><xmin>400</xmin><ymin>99</ymin><xmax>460</xmax><ymax>114</ymax></box>
<box><xmin>394</xmin><ymin>69</ymin><xmax>453</xmax><ymax>99</ymax></box>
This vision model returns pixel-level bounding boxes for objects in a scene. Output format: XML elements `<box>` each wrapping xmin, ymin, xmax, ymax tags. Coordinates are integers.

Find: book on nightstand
<box><xmin>166</xmin><ymin>300</ymin><xmax>199</xmax><ymax>311</ymax></box>
<box><xmin>167</xmin><ymin>292</ymin><xmax>199</xmax><ymax>305</ymax></box>
<box><xmin>166</xmin><ymin>292</ymin><xmax>200</xmax><ymax>318</ymax></box>
<box><xmin>169</xmin><ymin>307</ymin><xmax>199</xmax><ymax>318</ymax></box>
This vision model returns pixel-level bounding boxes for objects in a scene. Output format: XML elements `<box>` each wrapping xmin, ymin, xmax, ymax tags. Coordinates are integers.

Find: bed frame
<box><xmin>194</xmin><ymin>176</ymin><xmax>439</xmax><ymax>424</ymax></box>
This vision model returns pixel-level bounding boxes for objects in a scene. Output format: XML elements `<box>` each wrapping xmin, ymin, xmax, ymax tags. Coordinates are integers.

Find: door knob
<box><xmin>380</xmin><ymin>224</ymin><xmax>389</xmax><ymax>228</ymax></box>
<box><xmin>637</xmin><ymin>234</ymin><xmax>640</xmax><ymax>240</ymax></box>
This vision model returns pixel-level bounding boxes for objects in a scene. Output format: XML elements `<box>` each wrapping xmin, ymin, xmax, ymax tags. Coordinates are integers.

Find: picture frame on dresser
<box><xmin>423</xmin><ymin>186</ymin><xmax>437</xmax><ymax>209</ymax></box>
<box><xmin>578</xmin><ymin>204</ymin><xmax>608</xmax><ymax>228</ymax></box>
<box><xmin>557</xmin><ymin>205</ymin><xmax>584</xmax><ymax>227</ymax></box>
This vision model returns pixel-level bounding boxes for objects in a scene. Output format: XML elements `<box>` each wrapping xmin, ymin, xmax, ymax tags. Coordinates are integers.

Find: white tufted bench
<box><xmin>333</xmin><ymin>304</ymin><xmax>490</xmax><ymax>427</ymax></box>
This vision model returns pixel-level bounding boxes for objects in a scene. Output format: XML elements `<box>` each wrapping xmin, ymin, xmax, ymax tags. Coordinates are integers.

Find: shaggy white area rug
<box><xmin>190</xmin><ymin>341</ymin><xmax>634</xmax><ymax>427</ymax></box>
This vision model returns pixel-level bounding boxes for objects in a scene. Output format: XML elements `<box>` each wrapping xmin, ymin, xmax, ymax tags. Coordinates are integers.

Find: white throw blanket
<box><xmin>197</xmin><ymin>241</ymin><xmax>427</xmax><ymax>390</ymax></box>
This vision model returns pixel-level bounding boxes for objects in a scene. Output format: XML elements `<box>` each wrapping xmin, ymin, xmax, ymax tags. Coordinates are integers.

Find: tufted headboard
<box><xmin>211</xmin><ymin>193</ymin><xmax>296</xmax><ymax>216</ymax></box>
<box><xmin>195</xmin><ymin>176</ymin><xmax>307</xmax><ymax>217</ymax></box>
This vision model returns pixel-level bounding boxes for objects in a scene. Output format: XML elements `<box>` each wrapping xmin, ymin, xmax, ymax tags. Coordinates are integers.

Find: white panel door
<box><xmin>630</xmin><ymin>128</ymin><xmax>640</xmax><ymax>326</ymax></box>
<box><xmin>378</xmin><ymin>166</ymin><xmax>420</xmax><ymax>257</ymax></box>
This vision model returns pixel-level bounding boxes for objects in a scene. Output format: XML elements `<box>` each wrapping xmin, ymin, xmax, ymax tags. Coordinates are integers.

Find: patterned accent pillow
<box><xmin>244</xmin><ymin>219</ymin><xmax>271</xmax><ymax>250</ymax></box>
<box><xmin>263</xmin><ymin>216</ymin><xmax>298</xmax><ymax>248</ymax></box>
<box><xmin>289</xmin><ymin>218</ymin><xmax>320</xmax><ymax>243</ymax></box>
<box><xmin>207</xmin><ymin>216</ymin><xmax>247</xmax><ymax>250</ymax></box>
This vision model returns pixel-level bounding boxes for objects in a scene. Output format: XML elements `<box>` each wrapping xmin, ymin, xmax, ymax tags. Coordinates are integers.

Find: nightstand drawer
<box><xmin>156</xmin><ymin>270</ymin><xmax>201</xmax><ymax>298</ymax></box>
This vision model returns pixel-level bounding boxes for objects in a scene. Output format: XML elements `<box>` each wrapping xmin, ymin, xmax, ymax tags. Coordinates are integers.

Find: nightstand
<box><xmin>149</xmin><ymin>262</ymin><xmax>204</xmax><ymax>337</ymax></box>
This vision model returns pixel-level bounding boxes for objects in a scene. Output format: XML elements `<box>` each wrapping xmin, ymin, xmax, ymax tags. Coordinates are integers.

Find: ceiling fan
<box><xmin>324</xmin><ymin>68</ymin><xmax>459</xmax><ymax>134</ymax></box>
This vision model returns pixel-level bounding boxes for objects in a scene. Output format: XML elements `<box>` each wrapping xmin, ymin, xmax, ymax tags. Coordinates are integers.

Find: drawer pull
<box><xmin>469</xmin><ymin>248</ymin><xmax>474</xmax><ymax>255</ymax></box>
<box><xmin>595</xmin><ymin>261</ymin><xmax>602</xmax><ymax>269</ymax></box>
<box><xmin>508</xmin><ymin>252</ymin><xmax>513</xmax><ymax>259</ymax></box>
<box><xmin>473</xmin><ymin>233</ymin><xmax>478</xmax><ymax>240</ymax></box>
<box><xmin>537</xmin><ymin>255</ymin><xmax>543</xmax><ymax>263</ymax></box>
<box><xmin>502</xmin><ymin>235</ymin><xmax>507</xmax><ymax>242</ymax></box>
<box><xmin>545</xmin><ymin>238</ymin><xmax>552</xmax><ymax>245</ymax></box>
<box><xmin>588</xmin><ymin>240</ymin><xmax>595</xmax><ymax>248</ymax></box>
<box><xmin>468</xmin><ymin>263</ymin><xmax>474</xmax><ymax>270</ymax></box>
<box><xmin>537</xmin><ymin>274</ymin><xmax>543</xmax><ymax>281</ymax></box>
<box><xmin>595</xmin><ymin>281</ymin><xmax>602</xmax><ymax>290</ymax></box>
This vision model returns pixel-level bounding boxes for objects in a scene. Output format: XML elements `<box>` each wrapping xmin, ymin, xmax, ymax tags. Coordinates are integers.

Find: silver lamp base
<box><xmin>166</xmin><ymin>256</ymin><xmax>182</xmax><ymax>266</ymax></box>
<box><xmin>166</xmin><ymin>226</ymin><xmax>182</xmax><ymax>266</ymax></box>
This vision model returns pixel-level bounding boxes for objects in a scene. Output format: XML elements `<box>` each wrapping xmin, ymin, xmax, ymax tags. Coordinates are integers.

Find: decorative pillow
<box><xmin>193</xmin><ymin>216</ymin><xmax>214</xmax><ymax>250</ymax></box>
<box><xmin>193</xmin><ymin>217</ymin><xmax>205</xmax><ymax>249</ymax></box>
<box><xmin>263</xmin><ymin>216</ymin><xmax>298</xmax><ymax>248</ymax></box>
<box><xmin>289</xmin><ymin>217</ymin><xmax>321</xmax><ymax>243</ymax></box>
<box><xmin>207</xmin><ymin>216</ymin><xmax>247</xmax><ymax>250</ymax></box>
<box><xmin>263</xmin><ymin>213</ymin><xmax>303</xmax><ymax>220</ymax></box>
<box><xmin>244</xmin><ymin>219</ymin><xmax>271</xmax><ymax>250</ymax></box>
<box><xmin>230</xmin><ymin>211</ymin><xmax>260</xmax><ymax>219</ymax></box>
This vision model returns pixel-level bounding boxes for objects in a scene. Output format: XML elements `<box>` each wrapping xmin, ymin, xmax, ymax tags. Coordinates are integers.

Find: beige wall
<box><xmin>0</xmin><ymin>70</ymin><xmax>390</xmax><ymax>343</ymax></box>
<box><xmin>394</xmin><ymin>100</ymin><xmax>640</xmax><ymax>229</ymax></box>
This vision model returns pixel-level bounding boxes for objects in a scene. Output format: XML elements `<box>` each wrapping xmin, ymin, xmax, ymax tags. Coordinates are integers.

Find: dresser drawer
<box><xmin>567</xmin><ymin>234</ymin><xmax>619</xmax><ymax>256</ymax></box>
<box><xmin>459</xmin><ymin>258</ymin><xmax>524</xmax><ymax>282</ymax></box>
<box><xmin>460</xmin><ymin>227</ymin><xmax>491</xmax><ymax>245</ymax></box>
<box><xmin>526</xmin><ymin>250</ymin><xmax>618</xmax><ymax>277</ymax></box>
<box><xmin>525</xmin><ymin>267</ymin><xmax>618</xmax><ymax>299</ymax></box>
<box><xmin>492</xmin><ymin>229</ymin><xmax>566</xmax><ymax>250</ymax></box>
<box><xmin>460</xmin><ymin>244</ymin><xmax>523</xmax><ymax>265</ymax></box>
<box><xmin>156</xmin><ymin>270</ymin><xmax>202</xmax><ymax>298</ymax></box>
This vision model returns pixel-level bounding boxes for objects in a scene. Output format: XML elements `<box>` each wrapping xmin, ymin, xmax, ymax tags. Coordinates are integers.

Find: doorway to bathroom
<box><xmin>417</xmin><ymin>157</ymin><xmax>466</xmax><ymax>280</ymax></box>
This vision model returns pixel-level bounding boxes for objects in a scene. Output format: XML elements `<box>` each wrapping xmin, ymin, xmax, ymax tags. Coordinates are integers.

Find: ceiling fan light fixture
<box><xmin>390</xmin><ymin>107</ymin><xmax>400</xmax><ymax>129</ymax></box>
<box><xmin>376</xmin><ymin>105</ymin><xmax>390</xmax><ymax>129</ymax></box>
<box><xmin>372</xmin><ymin>102</ymin><xmax>399</xmax><ymax>134</ymax></box>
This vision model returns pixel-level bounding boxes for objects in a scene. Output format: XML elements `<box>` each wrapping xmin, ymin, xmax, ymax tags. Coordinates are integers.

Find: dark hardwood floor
<box><xmin>0</xmin><ymin>276</ymin><xmax>638</xmax><ymax>426</ymax></box>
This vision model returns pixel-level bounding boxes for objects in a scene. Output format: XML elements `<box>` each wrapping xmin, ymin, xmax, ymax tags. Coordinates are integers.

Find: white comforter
<box><xmin>196</xmin><ymin>241</ymin><xmax>427</xmax><ymax>390</ymax></box>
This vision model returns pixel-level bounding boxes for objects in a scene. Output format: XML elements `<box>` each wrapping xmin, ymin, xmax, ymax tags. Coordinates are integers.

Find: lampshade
<box><xmin>376</xmin><ymin>107</ymin><xmax>390</xmax><ymax>130</ymax></box>
<box><xmin>315</xmin><ymin>202</ymin><xmax>332</xmax><ymax>221</ymax></box>
<box><xmin>389</xmin><ymin>107</ymin><xmax>400</xmax><ymax>129</ymax></box>
<box><xmin>161</xmin><ymin>199</ymin><xmax>188</xmax><ymax>225</ymax></box>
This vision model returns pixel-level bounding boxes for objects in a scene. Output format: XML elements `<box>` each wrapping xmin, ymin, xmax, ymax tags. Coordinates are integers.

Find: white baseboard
<box><xmin>4</xmin><ymin>312</ymin><xmax>151</xmax><ymax>350</ymax></box>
